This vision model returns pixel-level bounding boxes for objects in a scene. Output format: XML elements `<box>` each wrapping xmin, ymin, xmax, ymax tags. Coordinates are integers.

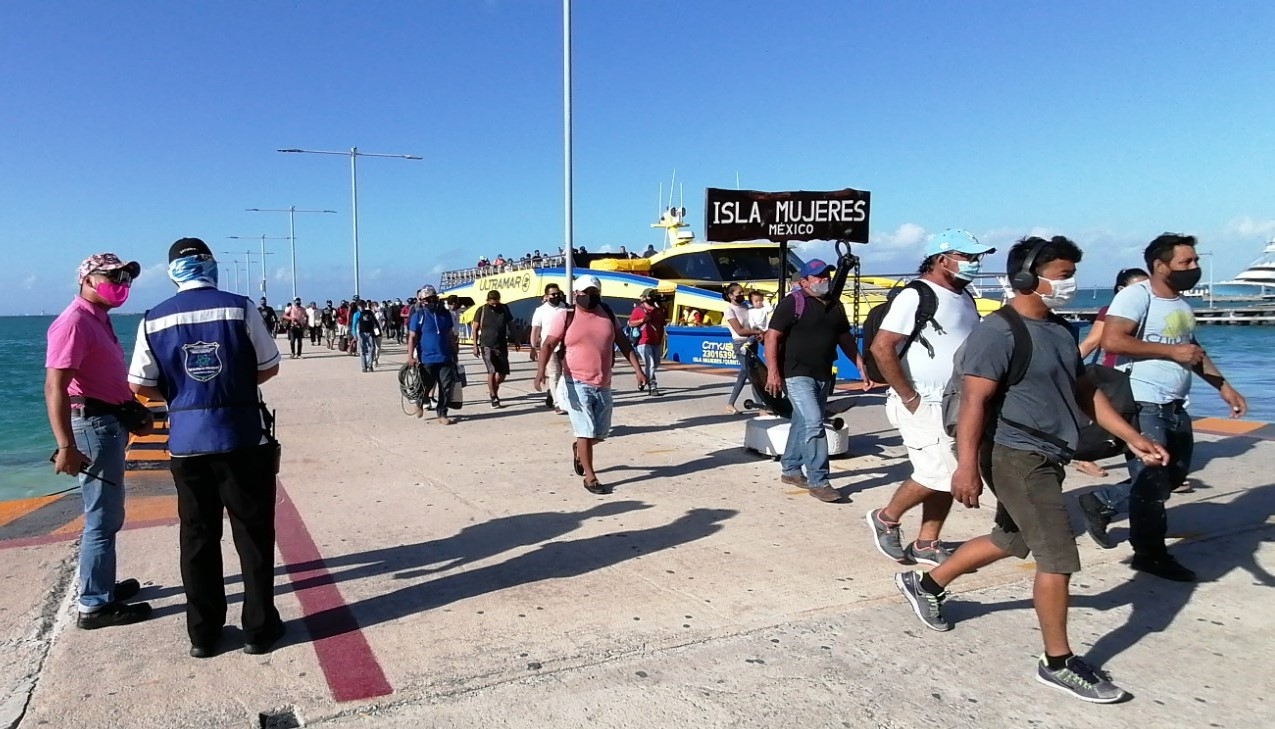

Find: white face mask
<box><xmin>1037</xmin><ymin>276</ymin><xmax>1077</xmax><ymax>309</ymax></box>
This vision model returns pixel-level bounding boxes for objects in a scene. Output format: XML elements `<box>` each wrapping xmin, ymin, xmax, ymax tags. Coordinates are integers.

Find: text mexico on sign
<box><xmin>704</xmin><ymin>188</ymin><xmax>871</xmax><ymax>243</ymax></box>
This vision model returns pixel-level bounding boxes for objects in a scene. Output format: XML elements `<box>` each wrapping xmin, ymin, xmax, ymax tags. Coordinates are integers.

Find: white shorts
<box><xmin>885</xmin><ymin>398</ymin><xmax>957</xmax><ymax>492</ymax></box>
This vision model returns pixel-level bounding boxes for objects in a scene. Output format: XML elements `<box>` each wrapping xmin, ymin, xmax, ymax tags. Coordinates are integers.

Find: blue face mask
<box><xmin>168</xmin><ymin>255</ymin><xmax>219</xmax><ymax>287</ymax></box>
<box><xmin>953</xmin><ymin>258</ymin><xmax>982</xmax><ymax>281</ymax></box>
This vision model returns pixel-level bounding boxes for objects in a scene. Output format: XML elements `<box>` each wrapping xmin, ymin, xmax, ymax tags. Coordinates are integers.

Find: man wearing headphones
<box><xmin>128</xmin><ymin>238</ymin><xmax>285</xmax><ymax>658</ymax></box>
<box><xmin>894</xmin><ymin>236</ymin><xmax>1168</xmax><ymax>703</ymax></box>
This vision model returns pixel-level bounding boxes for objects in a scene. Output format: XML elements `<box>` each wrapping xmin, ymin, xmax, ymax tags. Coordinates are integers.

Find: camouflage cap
<box><xmin>78</xmin><ymin>253</ymin><xmax>141</xmax><ymax>284</ymax></box>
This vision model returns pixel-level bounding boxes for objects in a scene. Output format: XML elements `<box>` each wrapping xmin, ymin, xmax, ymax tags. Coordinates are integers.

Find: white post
<box><xmin>289</xmin><ymin>206</ymin><xmax>298</xmax><ymax>300</ymax></box>
<box><xmin>563</xmin><ymin>0</ymin><xmax>574</xmax><ymax>288</ymax></box>
<box><xmin>259</xmin><ymin>235</ymin><xmax>268</xmax><ymax>297</ymax></box>
<box><xmin>351</xmin><ymin>147</ymin><xmax>361</xmax><ymax>298</ymax></box>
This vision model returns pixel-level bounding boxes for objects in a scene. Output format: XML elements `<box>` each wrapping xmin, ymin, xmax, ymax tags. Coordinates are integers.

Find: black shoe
<box><xmin>491</xmin><ymin>397</ymin><xmax>502</xmax><ymax>409</ymax></box>
<box><xmin>1078</xmin><ymin>493</ymin><xmax>1116</xmax><ymax>549</ymax></box>
<box><xmin>243</xmin><ymin>622</ymin><xmax>286</xmax><ymax>655</ymax></box>
<box><xmin>189</xmin><ymin>643</ymin><xmax>218</xmax><ymax>659</ymax></box>
<box><xmin>77</xmin><ymin>601</ymin><xmax>153</xmax><ymax>630</ymax></box>
<box><xmin>114</xmin><ymin>578</ymin><xmax>141</xmax><ymax>602</ymax></box>
<box><xmin>545</xmin><ymin>393</ymin><xmax>554</xmax><ymax>409</ymax></box>
<box><xmin>1131</xmin><ymin>554</ymin><xmax>1197</xmax><ymax>582</ymax></box>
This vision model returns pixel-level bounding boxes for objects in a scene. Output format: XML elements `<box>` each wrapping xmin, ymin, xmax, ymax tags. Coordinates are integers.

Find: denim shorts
<box><xmin>558</xmin><ymin>377</ymin><xmax>613</xmax><ymax>440</ymax></box>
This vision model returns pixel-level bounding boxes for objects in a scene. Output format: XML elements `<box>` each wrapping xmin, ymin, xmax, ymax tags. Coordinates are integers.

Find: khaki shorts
<box><xmin>983</xmin><ymin>442</ymin><xmax>1081</xmax><ymax>575</ymax></box>
<box><xmin>886</xmin><ymin>399</ymin><xmax>957</xmax><ymax>492</ymax></box>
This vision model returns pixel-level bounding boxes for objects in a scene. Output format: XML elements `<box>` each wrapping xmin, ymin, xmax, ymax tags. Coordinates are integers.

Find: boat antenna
<box><xmin>668</xmin><ymin>169</ymin><xmax>676</xmax><ymax>210</ymax></box>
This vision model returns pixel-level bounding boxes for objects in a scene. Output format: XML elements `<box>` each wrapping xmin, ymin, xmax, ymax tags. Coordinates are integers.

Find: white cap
<box><xmin>573</xmin><ymin>274</ymin><xmax>602</xmax><ymax>292</ymax></box>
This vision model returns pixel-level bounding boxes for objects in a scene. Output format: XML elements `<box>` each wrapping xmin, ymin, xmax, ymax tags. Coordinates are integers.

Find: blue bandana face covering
<box><xmin>168</xmin><ymin>255</ymin><xmax>219</xmax><ymax>287</ymax></box>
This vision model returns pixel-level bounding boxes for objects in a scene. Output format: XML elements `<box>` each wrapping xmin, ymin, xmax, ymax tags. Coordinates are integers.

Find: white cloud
<box><xmin>871</xmin><ymin>223</ymin><xmax>928</xmax><ymax>250</ymax></box>
<box><xmin>22</xmin><ymin>274</ymin><xmax>37</xmax><ymax>289</ymax></box>
<box><xmin>1224</xmin><ymin>217</ymin><xmax>1275</xmax><ymax>240</ymax></box>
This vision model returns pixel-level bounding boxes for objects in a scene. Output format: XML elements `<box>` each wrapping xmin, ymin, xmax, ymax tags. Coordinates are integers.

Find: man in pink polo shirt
<box><xmin>45</xmin><ymin>253</ymin><xmax>154</xmax><ymax>629</ymax></box>
<box><xmin>534</xmin><ymin>275</ymin><xmax>646</xmax><ymax>494</ymax></box>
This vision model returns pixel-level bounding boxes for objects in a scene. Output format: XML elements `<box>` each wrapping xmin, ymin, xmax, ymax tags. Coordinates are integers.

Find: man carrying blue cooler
<box><xmin>128</xmin><ymin>238</ymin><xmax>285</xmax><ymax>658</ymax></box>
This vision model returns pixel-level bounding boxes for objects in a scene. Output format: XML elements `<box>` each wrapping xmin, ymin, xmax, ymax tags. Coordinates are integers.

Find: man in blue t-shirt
<box><xmin>406</xmin><ymin>285</ymin><xmax>460</xmax><ymax>425</ymax></box>
<box><xmin>1087</xmin><ymin>234</ymin><xmax>1248</xmax><ymax>582</ymax></box>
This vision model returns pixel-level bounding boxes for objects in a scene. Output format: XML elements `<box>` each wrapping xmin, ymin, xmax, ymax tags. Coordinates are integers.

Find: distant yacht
<box><xmin>1232</xmin><ymin>239</ymin><xmax>1275</xmax><ymax>288</ymax></box>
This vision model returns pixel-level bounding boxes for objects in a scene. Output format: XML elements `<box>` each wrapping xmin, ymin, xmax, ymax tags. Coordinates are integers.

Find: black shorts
<box><xmin>481</xmin><ymin>346</ymin><xmax>510</xmax><ymax>376</ymax></box>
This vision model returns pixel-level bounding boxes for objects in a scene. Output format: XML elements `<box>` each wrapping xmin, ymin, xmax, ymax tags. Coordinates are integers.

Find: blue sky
<box><xmin>2</xmin><ymin>1</ymin><xmax>1273</xmax><ymax>314</ymax></box>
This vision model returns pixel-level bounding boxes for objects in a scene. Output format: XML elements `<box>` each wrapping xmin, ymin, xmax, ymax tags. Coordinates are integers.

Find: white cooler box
<box><xmin>744</xmin><ymin>415</ymin><xmax>851</xmax><ymax>458</ymax></box>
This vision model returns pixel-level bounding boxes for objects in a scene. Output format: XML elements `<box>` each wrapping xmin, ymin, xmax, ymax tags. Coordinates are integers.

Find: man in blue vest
<box><xmin>127</xmin><ymin>238</ymin><xmax>285</xmax><ymax>658</ymax></box>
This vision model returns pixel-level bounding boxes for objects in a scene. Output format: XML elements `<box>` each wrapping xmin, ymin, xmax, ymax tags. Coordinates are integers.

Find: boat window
<box><xmin>649</xmin><ymin>248</ymin><xmax>804</xmax><ymax>282</ymax></box>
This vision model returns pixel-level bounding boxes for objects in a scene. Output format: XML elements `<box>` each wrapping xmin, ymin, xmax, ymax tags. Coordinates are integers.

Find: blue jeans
<box><xmin>1093</xmin><ymin>401</ymin><xmax>1193</xmax><ymax>556</ymax></box>
<box><xmin>727</xmin><ymin>340</ymin><xmax>752</xmax><ymax>407</ymax></box>
<box><xmin>636</xmin><ymin>344</ymin><xmax>660</xmax><ymax>390</ymax></box>
<box><xmin>359</xmin><ymin>332</ymin><xmax>375</xmax><ymax>370</ymax></box>
<box><xmin>781</xmin><ymin>376</ymin><xmax>831</xmax><ymax>488</ymax></box>
<box><xmin>71</xmin><ymin>413</ymin><xmax>128</xmax><ymax>612</ymax></box>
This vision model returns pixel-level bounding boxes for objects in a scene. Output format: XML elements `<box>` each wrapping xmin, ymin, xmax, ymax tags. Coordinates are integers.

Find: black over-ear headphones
<box><xmin>1009</xmin><ymin>238</ymin><xmax>1049</xmax><ymax>292</ymax></box>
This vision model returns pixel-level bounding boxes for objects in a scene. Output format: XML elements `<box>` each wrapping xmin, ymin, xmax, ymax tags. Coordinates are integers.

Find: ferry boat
<box><xmin>1183</xmin><ymin>239</ymin><xmax>1275</xmax><ymax>300</ymax></box>
<box><xmin>438</xmin><ymin>206</ymin><xmax>1003</xmax><ymax>371</ymax></box>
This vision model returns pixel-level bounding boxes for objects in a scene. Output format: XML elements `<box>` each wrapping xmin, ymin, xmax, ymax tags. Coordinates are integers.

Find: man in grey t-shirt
<box><xmin>894</xmin><ymin>236</ymin><xmax>1166</xmax><ymax>704</ymax></box>
<box><xmin>1085</xmin><ymin>234</ymin><xmax>1248</xmax><ymax>582</ymax></box>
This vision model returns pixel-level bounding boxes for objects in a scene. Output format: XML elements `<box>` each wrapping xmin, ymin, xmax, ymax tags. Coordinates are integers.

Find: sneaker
<box><xmin>779</xmin><ymin>473</ymin><xmax>808</xmax><ymax>487</ymax></box>
<box><xmin>436</xmin><ymin>415</ymin><xmax>452</xmax><ymax>426</ymax></box>
<box><xmin>77</xmin><ymin>601</ymin><xmax>153</xmax><ymax>630</ymax></box>
<box><xmin>1078</xmin><ymin>492</ymin><xmax>1116</xmax><ymax>549</ymax></box>
<box><xmin>894</xmin><ymin>570</ymin><xmax>950</xmax><ymax>631</ymax></box>
<box><xmin>410</xmin><ymin>402</ymin><xmax>424</xmax><ymax>419</ymax></box>
<box><xmin>491</xmin><ymin>397</ymin><xmax>502</xmax><ymax>409</ymax></box>
<box><xmin>650</xmin><ymin>387</ymin><xmax>662</xmax><ymax>397</ymax></box>
<box><xmin>1131</xmin><ymin>553</ymin><xmax>1197</xmax><ymax>582</ymax></box>
<box><xmin>905</xmin><ymin>540</ymin><xmax>951</xmax><ymax>566</ymax></box>
<box><xmin>244</xmin><ymin>621</ymin><xmax>286</xmax><ymax>655</ymax></box>
<box><xmin>806</xmin><ymin>485</ymin><xmax>843</xmax><ymax>503</ymax></box>
<box><xmin>638</xmin><ymin>382</ymin><xmax>646</xmax><ymax>392</ymax></box>
<box><xmin>865</xmin><ymin>509</ymin><xmax>907</xmax><ymax>562</ymax></box>
<box><xmin>1035</xmin><ymin>655</ymin><xmax>1129</xmax><ymax>703</ymax></box>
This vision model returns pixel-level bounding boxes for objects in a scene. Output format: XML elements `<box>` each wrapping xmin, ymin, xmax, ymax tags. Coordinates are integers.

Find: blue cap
<box><xmin>797</xmin><ymin>259</ymin><xmax>835</xmax><ymax>278</ymax></box>
<box><xmin>924</xmin><ymin>229</ymin><xmax>995</xmax><ymax>258</ymax></box>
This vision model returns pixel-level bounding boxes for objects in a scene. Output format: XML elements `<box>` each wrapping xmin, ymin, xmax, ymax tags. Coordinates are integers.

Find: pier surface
<box><xmin>1</xmin><ymin>342</ymin><xmax>1272</xmax><ymax>729</ymax></box>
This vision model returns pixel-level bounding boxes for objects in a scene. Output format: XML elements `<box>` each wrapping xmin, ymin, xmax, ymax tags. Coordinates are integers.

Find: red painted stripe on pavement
<box><xmin>274</xmin><ymin>482</ymin><xmax>393</xmax><ymax>702</ymax></box>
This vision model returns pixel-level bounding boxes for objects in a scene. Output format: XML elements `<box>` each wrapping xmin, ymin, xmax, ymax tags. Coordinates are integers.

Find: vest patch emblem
<box><xmin>182</xmin><ymin>341</ymin><xmax>223</xmax><ymax>382</ymax></box>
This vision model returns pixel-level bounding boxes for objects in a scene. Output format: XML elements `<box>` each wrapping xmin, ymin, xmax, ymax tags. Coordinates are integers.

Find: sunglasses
<box><xmin>96</xmin><ymin>269</ymin><xmax>134</xmax><ymax>286</ymax></box>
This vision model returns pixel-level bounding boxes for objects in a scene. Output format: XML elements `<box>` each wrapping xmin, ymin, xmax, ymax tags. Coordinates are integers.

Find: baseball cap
<box><xmin>797</xmin><ymin>259</ymin><xmax>835</xmax><ymax>279</ymax></box>
<box><xmin>168</xmin><ymin>237</ymin><xmax>214</xmax><ymax>263</ymax></box>
<box><xmin>78</xmin><ymin>253</ymin><xmax>141</xmax><ymax>284</ymax></box>
<box><xmin>924</xmin><ymin>229</ymin><xmax>995</xmax><ymax>259</ymax></box>
<box><xmin>573</xmin><ymin>274</ymin><xmax>602</xmax><ymax>292</ymax></box>
<box><xmin>417</xmin><ymin>285</ymin><xmax>438</xmax><ymax>298</ymax></box>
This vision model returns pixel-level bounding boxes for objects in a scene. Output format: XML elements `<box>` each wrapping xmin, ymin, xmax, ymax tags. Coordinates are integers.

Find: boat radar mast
<box><xmin>651</xmin><ymin>206</ymin><xmax>695</xmax><ymax>250</ymax></box>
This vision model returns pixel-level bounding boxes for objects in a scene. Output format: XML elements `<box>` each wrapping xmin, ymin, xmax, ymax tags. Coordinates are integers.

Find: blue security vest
<box><xmin>144</xmin><ymin>287</ymin><xmax>264</xmax><ymax>456</ymax></box>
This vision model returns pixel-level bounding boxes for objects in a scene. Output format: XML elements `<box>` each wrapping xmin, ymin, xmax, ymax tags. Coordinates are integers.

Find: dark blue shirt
<box><xmin>409</xmin><ymin>305</ymin><xmax>455</xmax><ymax>364</ymax></box>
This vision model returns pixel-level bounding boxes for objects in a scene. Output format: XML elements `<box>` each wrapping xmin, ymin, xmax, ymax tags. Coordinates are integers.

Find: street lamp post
<box><xmin>221</xmin><ymin>250</ymin><xmax>256</xmax><ymax>295</ymax></box>
<box><xmin>563</xmin><ymin>0</ymin><xmax>575</xmax><ymax>286</ymax></box>
<box><xmin>1199</xmin><ymin>250</ymin><xmax>1216</xmax><ymax>307</ymax></box>
<box><xmin>246</xmin><ymin>207</ymin><xmax>338</xmax><ymax>300</ymax></box>
<box><xmin>277</xmin><ymin>147</ymin><xmax>422</xmax><ymax>299</ymax></box>
<box><xmin>222</xmin><ymin>256</ymin><xmax>241</xmax><ymax>294</ymax></box>
<box><xmin>226</xmin><ymin>237</ymin><xmax>285</xmax><ymax>299</ymax></box>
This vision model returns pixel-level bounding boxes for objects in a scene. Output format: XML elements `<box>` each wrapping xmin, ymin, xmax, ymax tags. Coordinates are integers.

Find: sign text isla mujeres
<box><xmin>704</xmin><ymin>188</ymin><xmax>871</xmax><ymax>243</ymax></box>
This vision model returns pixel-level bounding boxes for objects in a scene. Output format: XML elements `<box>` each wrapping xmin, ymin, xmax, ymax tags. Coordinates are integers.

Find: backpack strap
<box><xmin>902</xmin><ymin>280</ymin><xmax>940</xmax><ymax>358</ymax></box>
<box><xmin>993</xmin><ymin>306</ymin><xmax>1074</xmax><ymax>456</ymax></box>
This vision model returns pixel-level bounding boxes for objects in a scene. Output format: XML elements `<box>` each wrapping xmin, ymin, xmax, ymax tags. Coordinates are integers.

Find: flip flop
<box><xmin>571</xmin><ymin>442</ymin><xmax>585</xmax><ymax>476</ymax></box>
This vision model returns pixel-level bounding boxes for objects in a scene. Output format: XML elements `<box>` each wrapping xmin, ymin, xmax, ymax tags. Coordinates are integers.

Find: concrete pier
<box><xmin>1</xmin><ymin>341</ymin><xmax>1272</xmax><ymax>728</ymax></box>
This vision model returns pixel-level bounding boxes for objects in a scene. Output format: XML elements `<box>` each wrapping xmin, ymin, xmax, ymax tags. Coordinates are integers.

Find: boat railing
<box><xmin>441</xmin><ymin>256</ymin><xmax>569</xmax><ymax>289</ymax></box>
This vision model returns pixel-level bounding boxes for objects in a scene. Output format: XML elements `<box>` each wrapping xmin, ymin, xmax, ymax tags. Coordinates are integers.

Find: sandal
<box><xmin>583</xmin><ymin>478</ymin><xmax>607</xmax><ymax>495</ymax></box>
<box><xmin>571</xmin><ymin>442</ymin><xmax>585</xmax><ymax>476</ymax></box>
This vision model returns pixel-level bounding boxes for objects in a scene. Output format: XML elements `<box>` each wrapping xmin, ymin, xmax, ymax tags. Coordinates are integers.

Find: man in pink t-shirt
<box><xmin>44</xmin><ymin>252</ymin><xmax>153</xmax><ymax>629</ymax></box>
<box><xmin>534</xmin><ymin>275</ymin><xmax>645</xmax><ymax>494</ymax></box>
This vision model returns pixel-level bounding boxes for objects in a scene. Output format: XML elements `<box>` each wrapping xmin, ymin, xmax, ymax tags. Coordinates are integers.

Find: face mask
<box><xmin>1038</xmin><ymin>277</ymin><xmax>1077</xmax><ymax>309</ymax></box>
<box><xmin>548</xmin><ymin>294</ymin><xmax>564</xmax><ymax>305</ymax></box>
<box><xmin>809</xmin><ymin>280</ymin><xmax>831</xmax><ymax>297</ymax></box>
<box><xmin>94</xmin><ymin>281</ymin><xmax>131</xmax><ymax>308</ymax></box>
<box><xmin>730</xmin><ymin>294</ymin><xmax>745</xmax><ymax>304</ymax></box>
<box><xmin>575</xmin><ymin>292</ymin><xmax>600</xmax><ymax>309</ymax></box>
<box><xmin>1166</xmin><ymin>268</ymin><xmax>1202</xmax><ymax>292</ymax></box>
<box><xmin>948</xmin><ymin>256</ymin><xmax>982</xmax><ymax>282</ymax></box>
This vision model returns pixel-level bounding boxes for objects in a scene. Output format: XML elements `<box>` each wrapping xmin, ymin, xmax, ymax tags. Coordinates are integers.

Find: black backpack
<box><xmin>860</xmin><ymin>280</ymin><xmax>961</xmax><ymax>383</ymax></box>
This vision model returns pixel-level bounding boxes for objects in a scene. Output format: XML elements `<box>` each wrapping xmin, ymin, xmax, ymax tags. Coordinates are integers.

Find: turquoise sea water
<box><xmin>2</xmin><ymin>311</ymin><xmax>1273</xmax><ymax>502</ymax></box>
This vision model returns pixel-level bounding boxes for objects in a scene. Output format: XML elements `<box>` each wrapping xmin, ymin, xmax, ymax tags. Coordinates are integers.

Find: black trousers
<box><xmin>418</xmin><ymin>361</ymin><xmax>457</xmax><ymax>417</ymax></box>
<box><xmin>288</xmin><ymin>327</ymin><xmax>304</xmax><ymax>356</ymax></box>
<box><xmin>171</xmin><ymin>445</ymin><xmax>281</xmax><ymax>645</ymax></box>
